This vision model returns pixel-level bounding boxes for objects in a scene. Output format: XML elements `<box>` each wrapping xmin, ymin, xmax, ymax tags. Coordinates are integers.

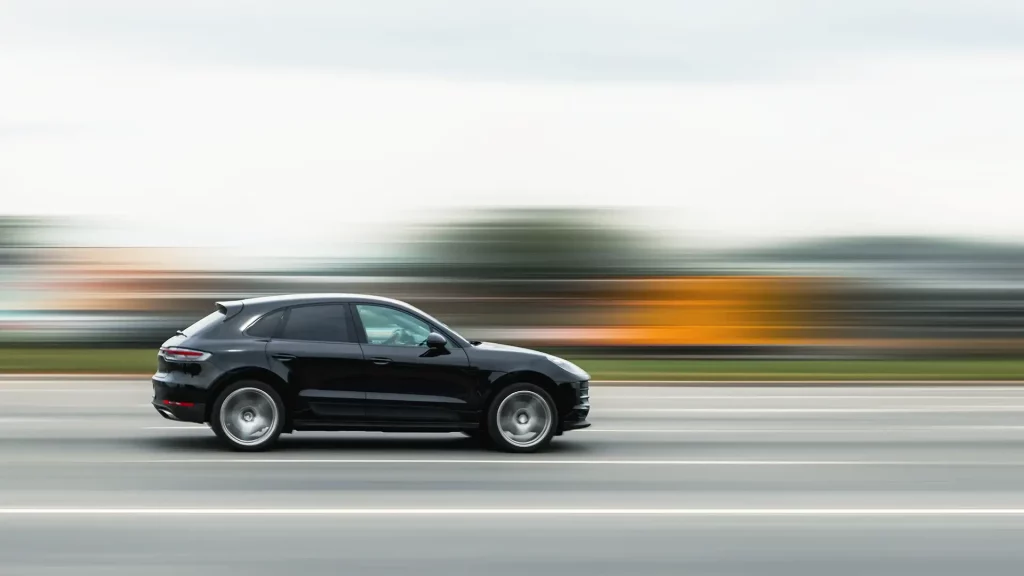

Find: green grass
<box><xmin>1</xmin><ymin>348</ymin><xmax>1024</xmax><ymax>381</ymax></box>
<box><xmin>0</xmin><ymin>349</ymin><xmax>157</xmax><ymax>374</ymax></box>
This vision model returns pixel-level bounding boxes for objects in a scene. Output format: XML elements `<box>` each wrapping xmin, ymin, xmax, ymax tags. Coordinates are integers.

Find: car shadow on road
<box><xmin>139</xmin><ymin>432</ymin><xmax>594</xmax><ymax>455</ymax></box>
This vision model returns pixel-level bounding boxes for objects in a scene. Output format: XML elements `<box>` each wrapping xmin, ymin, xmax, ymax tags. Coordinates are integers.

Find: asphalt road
<box><xmin>4</xmin><ymin>378</ymin><xmax>1024</xmax><ymax>574</ymax></box>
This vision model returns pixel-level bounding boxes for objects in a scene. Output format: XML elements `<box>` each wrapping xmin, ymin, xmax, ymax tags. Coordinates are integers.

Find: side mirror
<box><xmin>426</xmin><ymin>332</ymin><xmax>448</xmax><ymax>349</ymax></box>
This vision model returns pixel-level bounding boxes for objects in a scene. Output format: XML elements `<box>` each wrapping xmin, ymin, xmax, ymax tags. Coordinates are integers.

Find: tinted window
<box><xmin>280</xmin><ymin>305</ymin><xmax>354</xmax><ymax>343</ymax></box>
<box><xmin>246</xmin><ymin>310</ymin><xmax>283</xmax><ymax>338</ymax></box>
<box><xmin>356</xmin><ymin>304</ymin><xmax>431</xmax><ymax>347</ymax></box>
<box><xmin>181</xmin><ymin>310</ymin><xmax>224</xmax><ymax>336</ymax></box>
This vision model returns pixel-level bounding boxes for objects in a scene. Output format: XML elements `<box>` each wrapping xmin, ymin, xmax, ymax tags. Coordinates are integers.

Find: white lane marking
<box><xmin>585</xmin><ymin>426</ymin><xmax>1024</xmax><ymax>433</ymax></box>
<box><xmin>106</xmin><ymin>458</ymin><xmax>1024</xmax><ymax>466</ymax></box>
<box><xmin>603</xmin><ymin>407</ymin><xmax>1024</xmax><ymax>413</ymax></box>
<box><xmin>0</xmin><ymin>418</ymin><xmax>57</xmax><ymax>424</ymax></box>
<box><xmin>3</xmin><ymin>508</ymin><xmax>1024</xmax><ymax>516</ymax></box>
<box><xmin>143</xmin><ymin>426</ymin><xmax>208</xmax><ymax>430</ymax></box>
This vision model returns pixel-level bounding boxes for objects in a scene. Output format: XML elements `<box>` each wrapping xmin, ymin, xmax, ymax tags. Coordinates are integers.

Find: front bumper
<box><xmin>559</xmin><ymin>380</ymin><xmax>591</xmax><ymax>432</ymax></box>
<box><xmin>561</xmin><ymin>418</ymin><xmax>591</xmax><ymax>431</ymax></box>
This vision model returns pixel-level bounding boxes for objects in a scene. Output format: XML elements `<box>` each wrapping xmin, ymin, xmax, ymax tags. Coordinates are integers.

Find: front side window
<box><xmin>279</xmin><ymin>304</ymin><xmax>354</xmax><ymax>343</ymax></box>
<box><xmin>356</xmin><ymin>304</ymin><xmax>431</xmax><ymax>347</ymax></box>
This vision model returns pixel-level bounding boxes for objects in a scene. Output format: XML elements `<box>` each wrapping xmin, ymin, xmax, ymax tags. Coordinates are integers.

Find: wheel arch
<box><xmin>484</xmin><ymin>370</ymin><xmax>567</xmax><ymax>419</ymax></box>
<box><xmin>205</xmin><ymin>367</ymin><xmax>292</xmax><ymax>428</ymax></box>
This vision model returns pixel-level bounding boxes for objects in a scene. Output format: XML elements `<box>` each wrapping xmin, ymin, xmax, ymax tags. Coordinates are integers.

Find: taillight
<box><xmin>160</xmin><ymin>347</ymin><xmax>211</xmax><ymax>362</ymax></box>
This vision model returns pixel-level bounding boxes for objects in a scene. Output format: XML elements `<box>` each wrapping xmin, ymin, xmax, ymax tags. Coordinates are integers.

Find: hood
<box><xmin>472</xmin><ymin>341</ymin><xmax>548</xmax><ymax>357</ymax></box>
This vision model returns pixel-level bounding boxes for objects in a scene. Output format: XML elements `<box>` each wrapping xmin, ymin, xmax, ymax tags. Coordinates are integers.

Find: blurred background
<box><xmin>3</xmin><ymin>0</ymin><xmax>1024</xmax><ymax>379</ymax></box>
<box><xmin>4</xmin><ymin>209</ymin><xmax>1024</xmax><ymax>379</ymax></box>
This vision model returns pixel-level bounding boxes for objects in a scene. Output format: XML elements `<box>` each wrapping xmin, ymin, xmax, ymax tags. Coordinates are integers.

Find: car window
<box><xmin>356</xmin><ymin>304</ymin><xmax>432</xmax><ymax>347</ymax></box>
<box><xmin>246</xmin><ymin>310</ymin><xmax>283</xmax><ymax>338</ymax></box>
<box><xmin>181</xmin><ymin>310</ymin><xmax>224</xmax><ymax>336</ymax></box>
<box><xmin>279</xmin><ymin>304</ymin><xmax>354</xmax><ymax>343</ymax></box>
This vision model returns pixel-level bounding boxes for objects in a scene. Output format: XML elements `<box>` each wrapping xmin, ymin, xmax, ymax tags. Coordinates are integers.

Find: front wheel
<box><xmin>210</xmin><ymin>380</ymin><xmax>284</xmax><ymax>452</ymax></box>
<box><xmin>486</xmin><ymin>384</ymin><xmax>557</xmax><ymax>453</ymax></box>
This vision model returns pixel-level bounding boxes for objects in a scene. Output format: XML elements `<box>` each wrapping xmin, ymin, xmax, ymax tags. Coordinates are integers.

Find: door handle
<box><xmin>370</xmin><ymin>357</ymin><xmax>392</xmax><ymax>365</ymax></box>
<box><xmin>272</xmin><ymin>353</ymin><xmax>297</xmax><ymax>363</ymax></box>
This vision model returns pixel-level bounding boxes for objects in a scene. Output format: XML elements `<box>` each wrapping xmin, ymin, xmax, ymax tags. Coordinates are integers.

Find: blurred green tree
<box><xmin>0</xmin><ymin>217</ymin><xmax>36</xmax><ymax>265</ymax></box>
<box><xmin>413</xmin><ymin>208</ymin><xmax>655</xmax><ymax>279</ymax></box>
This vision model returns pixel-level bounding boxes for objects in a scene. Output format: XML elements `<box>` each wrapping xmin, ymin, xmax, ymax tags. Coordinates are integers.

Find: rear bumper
<box><xmin>153</xmin><ymin>401</ymin><xmax>206</xmax><ymax>423</ymax></box>
<box><xmin>152</xmin><ymin>378</ymin><xmax>207</xmax><ymax>423</ymax></box>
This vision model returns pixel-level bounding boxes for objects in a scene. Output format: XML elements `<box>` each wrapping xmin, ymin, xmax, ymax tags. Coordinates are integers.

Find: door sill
<box><xmin>292</xmin><ymin>420</ymin><xmax>477</xmax><ymax>433</ymax></box>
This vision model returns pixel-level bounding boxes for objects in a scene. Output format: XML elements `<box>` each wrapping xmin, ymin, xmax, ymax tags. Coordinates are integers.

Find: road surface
<box><xmin>2</xmin><ymin>377</ymin><xmax>1024</xmax><ymax>575</ymax></box>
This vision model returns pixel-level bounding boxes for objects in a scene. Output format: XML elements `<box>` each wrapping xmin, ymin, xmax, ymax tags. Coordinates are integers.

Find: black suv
<box><xmin>153</xmin><ymin>294</ymin><xmax>591</xmax><ymax>452</ymax></box>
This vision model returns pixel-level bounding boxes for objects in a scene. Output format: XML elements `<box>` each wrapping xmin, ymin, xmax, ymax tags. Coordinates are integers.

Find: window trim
<box><xmin>270</xmin><ymin>303</ymin><xmax>360</xmax><ymax>344</ymax></box>
<box><xmin>350</xmin><ymin>302</ymin><xmax>462</xmax><ymax>349</ymax></box>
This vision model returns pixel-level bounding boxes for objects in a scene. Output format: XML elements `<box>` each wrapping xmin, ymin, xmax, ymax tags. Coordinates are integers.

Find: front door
<box><xmin>265</xmin><ymin>303</ymin><xmax>368</xmax><ymax>422</ymax></box>
<box><xmin>353</xmin><ymin>303</ymin><xmax>473</xmax><ymax>424</ymax></box>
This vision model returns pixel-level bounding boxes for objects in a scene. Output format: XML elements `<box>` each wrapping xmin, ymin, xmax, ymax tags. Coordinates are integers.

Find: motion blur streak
<box><xmin>7</xmin><ymin>508</ymin><xmax>1024</xmax><ymax>516</ymax></box>
<box><xmin>3</xmin><ymin>211</ymin><xmax>1024</xmax><ymax>360</ymax></box>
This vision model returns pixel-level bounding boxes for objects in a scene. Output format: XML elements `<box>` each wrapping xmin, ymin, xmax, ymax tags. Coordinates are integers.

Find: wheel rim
<box><xmin>496</xmin><ymin>390</ymin><xmax>552</xmax><ymax>448</ymax></box>
<box><xmin>220</xmin><ymin>387</ymin><xmax>278</xmax><ymax>446</ymax></box>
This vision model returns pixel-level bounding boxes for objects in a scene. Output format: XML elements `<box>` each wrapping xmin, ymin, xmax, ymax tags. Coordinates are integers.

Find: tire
<box><xmin>485</xmin><ymin>383</ymin><xmax>558</xmax><ymax>453</ymax></box>
<box><xmin>210</xmin><ymin>380</ymin><xmax>285</xmax><ymax>452</ymax></box>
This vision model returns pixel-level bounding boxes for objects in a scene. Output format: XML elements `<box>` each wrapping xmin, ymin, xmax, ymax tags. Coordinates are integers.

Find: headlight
<box><xmin>545</xmin><ymin>355</ymin><xmax>589</xmax><ymax>379</ymax></box>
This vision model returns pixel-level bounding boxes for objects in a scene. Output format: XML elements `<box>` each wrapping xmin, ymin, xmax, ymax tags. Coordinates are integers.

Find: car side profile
<box><xmin>152</xmin><ymin>294</ymin><xmax>591</xmax><ymax>452</ymax></box>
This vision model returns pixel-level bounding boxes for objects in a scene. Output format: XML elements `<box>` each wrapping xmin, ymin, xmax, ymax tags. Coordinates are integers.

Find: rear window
<box><xmin>181</xmin><ymin>310</ymin><xmax>225</xmax><ymax>336</ymax></box>
<box><xmin>246</xmin><ymin>310</ymin><xmax>284</xmax><ymax>338</ymax></box>
<box><xmin>280</xmin><ymin>304</ymin><xmax>354</xmax><ymax>343</ymax></box>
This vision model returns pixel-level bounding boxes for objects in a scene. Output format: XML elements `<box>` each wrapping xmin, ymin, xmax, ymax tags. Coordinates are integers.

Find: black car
<box><xmin>153</xmin><ymin>294</ymin><xmax>591</xmax><ymax>452</ymax></box>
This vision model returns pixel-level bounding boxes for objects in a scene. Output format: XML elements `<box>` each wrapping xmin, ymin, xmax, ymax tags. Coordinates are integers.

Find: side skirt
<box><xmin>292</xmin><ymin>420</ymin><xmax>480</xmax><ymax>433</ymax></box>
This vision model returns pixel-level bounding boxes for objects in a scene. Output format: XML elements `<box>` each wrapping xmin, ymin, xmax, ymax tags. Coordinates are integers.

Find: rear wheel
<box><xmin>486</xmin><ymin>384</ymin><xmax>557</xmax><ymax>453</ymax></box>
<box><xmin>210</xmin><ymin>380</ymin><xmax>284</xmax><ymax>452</ymax></box>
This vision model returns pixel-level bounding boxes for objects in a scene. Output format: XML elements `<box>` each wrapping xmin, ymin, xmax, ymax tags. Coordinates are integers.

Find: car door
<box><xmin>265</xmin><ymin>303</ymin><xmax>369</xmax><ymax>423</ymax></box>
<box><xmin>353</xmin><ymin>303</ymin><xmax>473</xmax><ymax>424</ymax></box>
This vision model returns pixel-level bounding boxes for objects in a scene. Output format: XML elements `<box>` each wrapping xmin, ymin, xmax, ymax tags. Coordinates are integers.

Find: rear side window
<box><xmin>280</xmin><ymin>304</ymin><xmax>354</xmax><ymax>343</ymax></box>
<box><xmin>246</xmin><ymin>310</ymin><xmax>284</xmax><ymax>338</ymax></box>
<box><xmin>181</xmin><ymin>310</ymin><xmax>225</xmax><ymax>336</ymax></box>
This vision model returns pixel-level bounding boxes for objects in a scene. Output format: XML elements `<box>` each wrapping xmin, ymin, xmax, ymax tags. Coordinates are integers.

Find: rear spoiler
<box><xmin>215</xmin><ymin>300</ymin><xmax>245</xmax><ymax>320</ymax></box>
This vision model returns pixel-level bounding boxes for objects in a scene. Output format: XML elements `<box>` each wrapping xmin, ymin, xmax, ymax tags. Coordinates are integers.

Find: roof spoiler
<box><xmin>215</xmin><ymin>300</ymin><xmax>245</xmax><ymax>320</ymax></box>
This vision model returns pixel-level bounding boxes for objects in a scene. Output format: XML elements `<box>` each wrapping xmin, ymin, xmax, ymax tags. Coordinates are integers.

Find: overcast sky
<box><xmin>2</xmin><ymin>0</ymin><xmax>1024</xmax><ymax>254</ymax></box>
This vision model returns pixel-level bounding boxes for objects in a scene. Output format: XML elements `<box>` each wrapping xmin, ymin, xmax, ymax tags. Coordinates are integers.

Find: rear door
<box><xmin>265</xmin><ymin>303</ymin><xmax>368</xmax><ymax>422</ymax></box>
<box><xmin>352</xmin><ymin>303</ymin><xmax>473</xmax><ymax>424</ymax></box>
